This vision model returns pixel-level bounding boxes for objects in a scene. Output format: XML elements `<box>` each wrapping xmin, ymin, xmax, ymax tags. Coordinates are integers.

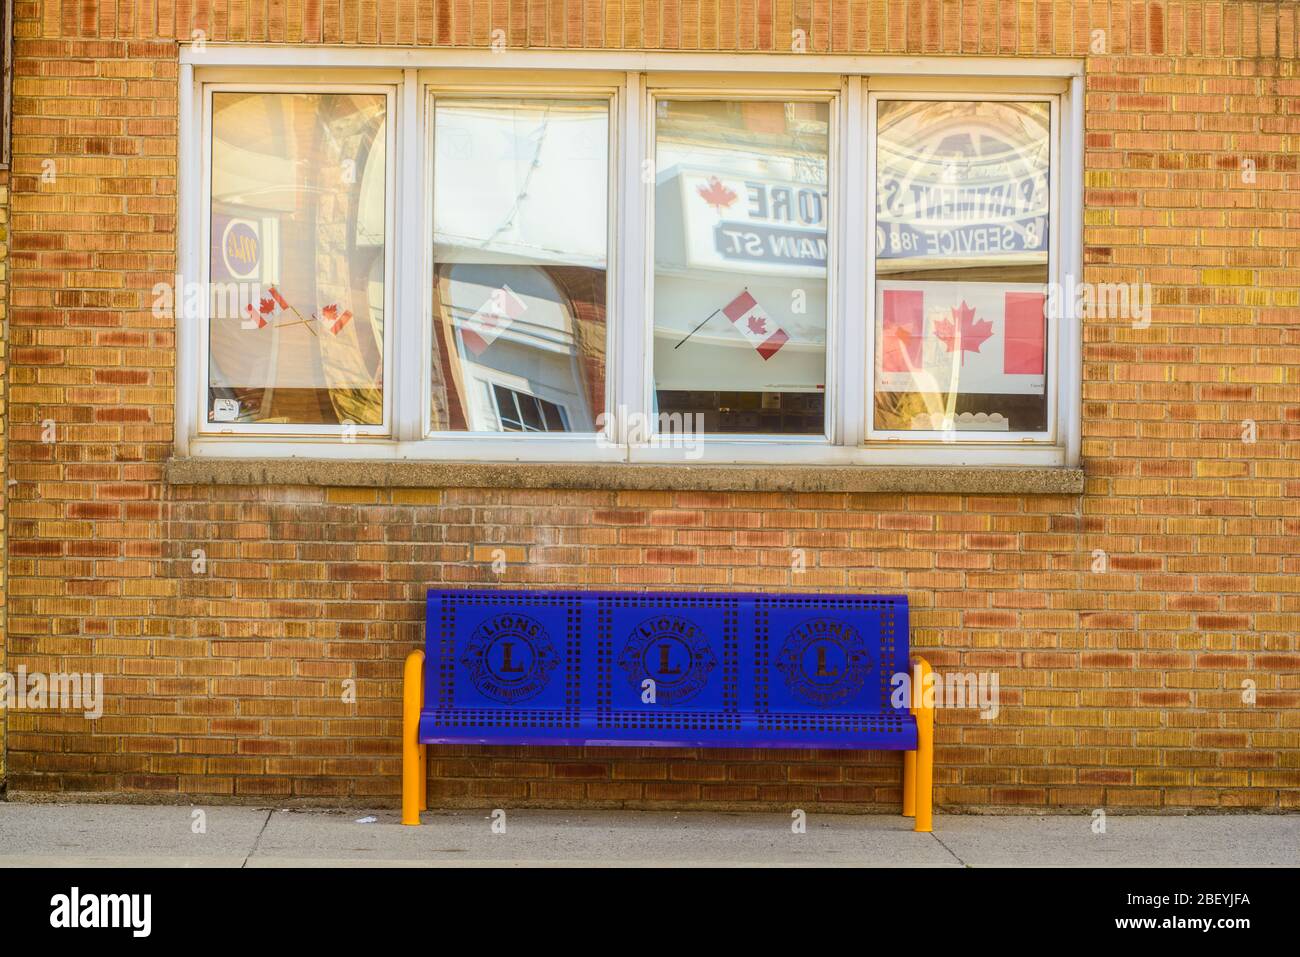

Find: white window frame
<box><xmin>633</xmin><ymin>82</ymin><xmax>842</xmax><ymax>465</ymax></box>
<box><xmin>177</xmin><ymin>50</ymin><xmax>1083</xmax><ymax>469</ymax></box>
<box><xmin>422</xmin><ymin>79</ymin><xmax>622</xmax><ymax>462</ymax></box>
<box><xmin>865</xmin><ymin>88</ymin><xmax>1060</xmax><ymax>447</ymax></box>
<box><xmin>196</xmin><ymin>80</ymin><xmax>399</xmax><ymax>439</ymax></box>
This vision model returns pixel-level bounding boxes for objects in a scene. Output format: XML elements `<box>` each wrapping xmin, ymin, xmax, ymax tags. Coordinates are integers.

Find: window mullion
<box><xmin>839</xmin><ymin>75</ymin><xmax>868</xmax><ymax>448</ymax></box>
<box><xmin>1062</xmin><ymin>78</ymin><xmax>1084</xmax><ymax>466</ymax></box>
<box><xmin>177</xmin><ymin>65</ymin><xmax>199</xmax><ymax>456</ymax></box>
<box><xmin>394</xmin><ymin>68</ymin><xmax>423</xmax><ymax>441</ymax></box>
<box><xmin>613</xmin><ymin>71</ymin><xmax>647</xmax><ymax>456</ymax></box>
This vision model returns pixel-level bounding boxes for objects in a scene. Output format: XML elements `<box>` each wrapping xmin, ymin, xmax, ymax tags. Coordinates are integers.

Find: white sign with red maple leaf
<box><xmin>669</xmin><ymin>167</ymin><xmax>829</xmax><ymax>279</ymax></box>
<box><xmin>875</xmin><ymin>280</ymin><xmax>1047</xmax><ymax>396</ymax></box>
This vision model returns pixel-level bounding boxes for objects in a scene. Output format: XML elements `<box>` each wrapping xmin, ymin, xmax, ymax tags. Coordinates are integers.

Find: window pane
<box><xmin>653</xmin><ymin>99</ymin><xmax>829</xmax><ymax>435</ymax></box>
<box><xmin>541</xmin><ymin>400</ymin><xmax>566</xmax><ymax>431</ymax></box>
<box><xmin>208</xmin><ymin>91</ymin><xmax>387</xmax><ymax>427</ymax></box>
<box><xmin>874</xmin><ymin>100</ymin><xmax>1050</xmax><ymax>434</ymax></box>
<box><xmin>430</xmin><ymin>98</ymin><xmax>609</xmax><ymax>433</ymax></box>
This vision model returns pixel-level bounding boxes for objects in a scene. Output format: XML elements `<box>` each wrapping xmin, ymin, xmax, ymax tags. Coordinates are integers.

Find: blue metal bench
<box><xmin>402</xmin><ymin>589</ymin><xmax>934</xmax><ymax>831</ymax></box>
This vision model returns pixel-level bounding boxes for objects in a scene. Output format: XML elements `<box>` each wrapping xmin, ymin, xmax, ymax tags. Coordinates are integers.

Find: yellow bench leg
<box><xmin>402</xmin><ymin>649</ymin><xmax>426</xmax><ymax>826</ymax></box>
<box><xmin>912</xmin><ymin>656</ymin><xmax>934</xmax><ymax>833</ymax></box>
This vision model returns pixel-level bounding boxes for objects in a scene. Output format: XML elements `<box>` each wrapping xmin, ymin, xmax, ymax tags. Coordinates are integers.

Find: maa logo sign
<box><xmin>210</xmin><ymin>213</ymin><xmax>279</xmax><ymax>283</ymax></box>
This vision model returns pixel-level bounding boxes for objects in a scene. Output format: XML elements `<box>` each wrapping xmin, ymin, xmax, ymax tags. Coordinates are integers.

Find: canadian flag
<box><xmin>244</xmin><ymin>285</ymin><xmax>291</xmax><ymax>330</ymax></box>
<box><xmin>881</xmin><ymin>287</ymin><xmax>1046</xmax><ymax>377</ymax></box>
<box><xmin>722</xmin><ymin>291</ymin><xmax>789</xmax><ymax>361</ymax></box>
<box><xmin>461</xmin><ymin>285</ymin><xmax>528</xmax><ymax>356</ymax></box>
<box><xmin>320</xmin><ymin>303</ymin><xmax>354</xmax><ymax>336</ymax></box>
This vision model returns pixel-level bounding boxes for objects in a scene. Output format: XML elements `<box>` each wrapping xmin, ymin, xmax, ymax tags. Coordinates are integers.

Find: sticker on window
<box><xmin>211</xmin><ymin>398</ymin><xmax>241</xmax><ymax>422</ymax></box>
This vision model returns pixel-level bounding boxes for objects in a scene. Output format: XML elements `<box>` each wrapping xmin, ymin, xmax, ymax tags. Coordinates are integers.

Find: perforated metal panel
<box><xmin>419</xmin><ymin>589</ymin><xmax>917</xmax><ymax>750</ymax></box>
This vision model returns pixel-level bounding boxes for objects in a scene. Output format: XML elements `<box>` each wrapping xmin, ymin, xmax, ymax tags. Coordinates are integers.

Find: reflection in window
<box><xmin>208</xmin><ymin>91</ymin><xmax>387</xmax><ymax>426</ymax></box>
<box><xmin>430</xmin><ymin>98</ymin><xmax>608</xmax><ymax>433</ymax></box>
<box><xmin>874</xmin><ymin>100</ymin><xmax>1050</xmax><ymax>434</ymax></box>
<box><xmin>493</xmin><ymin>385</ymin><xmax>569</xmax><ymax>432</ymax></box>
<box><xmin>652</xmin><ymin>99</ymin><xmax>829</xmax><ymax>435</ymax></box>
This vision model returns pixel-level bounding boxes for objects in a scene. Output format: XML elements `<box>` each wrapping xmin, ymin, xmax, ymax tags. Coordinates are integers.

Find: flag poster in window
<box><xmin>876</xmin><ymin>280</ymin><xmax>1047</xmax><ymax>397</ymax></box>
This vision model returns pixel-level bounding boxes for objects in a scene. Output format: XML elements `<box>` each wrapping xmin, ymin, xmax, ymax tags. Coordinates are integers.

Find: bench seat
<box><xmin>418</xmin><ymin>711</ymin><xmax>918</xmax><ymax>751</ymax></box>
<box><xmin>404</xmin><ymin>589</ymin><xmax>934</xmax><ymax>830</ymax></box>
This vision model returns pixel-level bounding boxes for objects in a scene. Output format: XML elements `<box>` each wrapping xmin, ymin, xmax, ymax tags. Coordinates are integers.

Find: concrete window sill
<box><xmin>165</xmin><ymin>458</ymin><xmax>1085</xmax><ymax>495</ymax></box>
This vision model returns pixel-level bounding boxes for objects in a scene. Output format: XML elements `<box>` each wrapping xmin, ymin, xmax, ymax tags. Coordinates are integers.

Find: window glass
<box><xmin>652</xmin><ymin>99</ymin><xmax>830</xmax><ymax>435</ymax></box>
<box><xmin>430</xmin><ymin>98</ymin><xmax>609</xmax><ymax>433</ymax></box>
<box><xmin>874</xmin><ymin>100</ymin><xmax>1050</xmax><ymax>434</ymax></box>
<box><xmin>208</xmin><ymin>91</ymin><xmax>387</xmax><ymax>427</ymax></box>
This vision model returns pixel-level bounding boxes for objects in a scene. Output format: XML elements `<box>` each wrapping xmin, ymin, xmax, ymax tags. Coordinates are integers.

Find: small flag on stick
<box><xmin>246</xmin><ymin>286</ymin><xmax>293</xmax><ymax>329</ymax></box>
<box><xmin>320</xmin><ymin>303</ymin><xmax>353</xmax><ymax>336</ymax></box>
<box><xmin>722</xmin><ymin>291</ymin><xmax>789</xmax><ymax>361</ymax></box>
<box><xmin>245</xmin><ymin>286</ymin><xmax>321</xmax><ymax>336</ymax></box>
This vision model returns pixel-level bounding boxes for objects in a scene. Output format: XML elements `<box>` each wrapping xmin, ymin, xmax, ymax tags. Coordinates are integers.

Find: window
<box><xmin>491</xmin><ymin>384</ymin><xmax>570</xmax><ymax>433</ymax></box>
<box><xmin>203</xmin><ymin>88</ymin><xmax>392</xmax><ymax>433</ymax></box>
<box><xmin>0</xmin><ymin>0</ymin><xmax>11</xmax><ymax>169</ymax></box>
<box><xmin>651</xmin><ymin>97</ymin><xmax>830</xmax><ymax>436</ymax></box>
<box><xmin>182</xmin><ymin>57</ymin><xmax>1080</xmax><ymax>467</ymax></box>
<box><xmin>429</xmin><ymin>96</ymin><xmax>609</xmax><ymax>434</ymax></box>
<box><xmin>872</xmin><ymin>98</ymin><xmax>1052</xmax><ymax>439</ymax></box>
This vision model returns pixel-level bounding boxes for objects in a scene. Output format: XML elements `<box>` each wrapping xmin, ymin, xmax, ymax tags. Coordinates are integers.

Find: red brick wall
<box><xmin>0</xmin><ymin>164</ymin><xmax>9</xmax><ymax>788</ymax></box>
<box><xmin>3</xmin><ymin>1</ymin><xmax>1298</xmax><ymax>811</ymax></box>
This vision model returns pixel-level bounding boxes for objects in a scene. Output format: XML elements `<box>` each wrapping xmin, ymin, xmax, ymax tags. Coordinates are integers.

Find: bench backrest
<box><xmin>424</xmin><ymin>589</ymin><xmax>910</xmax><ymax>747</ymax></box>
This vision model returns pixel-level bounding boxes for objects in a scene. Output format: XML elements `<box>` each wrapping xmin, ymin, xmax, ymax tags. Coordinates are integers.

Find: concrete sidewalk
<box><xmin>0</xmin><ymin>803</ymin><xmax>1295</xmax><ymax>867</ymax></box>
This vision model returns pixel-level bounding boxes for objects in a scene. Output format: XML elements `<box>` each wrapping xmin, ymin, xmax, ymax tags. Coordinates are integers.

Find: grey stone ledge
<box><xmin>166</xmin><ymin>457</ymin><xmax>1085</xmax><ymax>496</ymax></box>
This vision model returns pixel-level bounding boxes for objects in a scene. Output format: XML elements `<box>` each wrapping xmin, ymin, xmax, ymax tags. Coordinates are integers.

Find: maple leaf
<box><xmin>747</xmin><ymin>314</ymin><xmax>767</xmax><ymax>335</ymax></box>
<box><xmin>697</xmin><ymin>176</ymin><xmax>737</xmax><ymax>211</ymax></box>
<box><xmin>318</xmin><ymin>304</ymin><xmax>353</xmax><ymax>335</ymax></box>
<box><xmin>257</xmin><ymin>297</ymin><xmax>276</xmax><ymax>316</ymax></box>
<box><xmin>323</xmin><ymin>306</ymin><xmax>356</xmax><ymax>335</ymax></box>
<box><xmin>933</xmin><ymin>300</ymin><xmax>994</xmax><ymax>365</ymax></box>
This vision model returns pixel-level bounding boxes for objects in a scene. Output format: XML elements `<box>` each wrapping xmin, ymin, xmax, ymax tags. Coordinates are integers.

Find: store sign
<box><xmin>210</xmin><ymin>213</ymin><xmax>279</xmax><ymax>283</ymax></box>
<box><xmin>876</xmin><ymin>107</ymin><xmax>1049</xmax><ymax>261</ymax></box>
<box><xmin>876</xmin><ymin>280</ymin><xmax>1046</xmax><ymax>396</ymax></box>
<box><xmin>677</xmin><ymin>168</ymin><xmax>828</xmax><ymax>276</ymax></box>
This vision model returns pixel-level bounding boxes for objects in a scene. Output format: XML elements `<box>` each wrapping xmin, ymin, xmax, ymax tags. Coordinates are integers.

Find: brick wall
<box><xmin>0</xmin><ymin>165</ymin><xmax>8</xmax><ymax>785</ymax></box>
<box><xmin>3</xmin><ymin>1</ymin><xmax>1297</xmax><ymax>811</ymax></box>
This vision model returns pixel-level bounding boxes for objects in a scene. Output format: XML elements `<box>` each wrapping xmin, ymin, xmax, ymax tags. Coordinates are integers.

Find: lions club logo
<box><xmin>461</xmin><ymin>613</ymin><xmax>559</xmax><ymax>703</ymax></box>
<box><xmin>776</xmin><ymin>618</ymin><xmax>873</xmax><ymax>707</ymax></box>
<box><xmin>618</xmin><ymin>615</ymin><xmax>716</xmax><ymax>705</ymax></box>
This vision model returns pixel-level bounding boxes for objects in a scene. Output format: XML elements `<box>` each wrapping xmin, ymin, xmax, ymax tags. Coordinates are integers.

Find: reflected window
<box><xmin>873</xmin><ymin>100</ymin><xmax>1050</xmax><ymax>434</ymax></box>
<box><xmin>493</xmin><ymin>385</ymin><xmax>569</xmax><ymax>433</ymax></box>
<box><xmin>652</xmin><ymin>99</ymin><xmax>830</xmax><ymax>435</ymax></box>
<box><xmin>207</xmin><ymin>91</ymin><xmax>387</xmax><ymax>427</ymax></box>
<box><xmin>430</xmin><ymin>98</ymin><xmax>609</xmax><ymax>434</ymax></box>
